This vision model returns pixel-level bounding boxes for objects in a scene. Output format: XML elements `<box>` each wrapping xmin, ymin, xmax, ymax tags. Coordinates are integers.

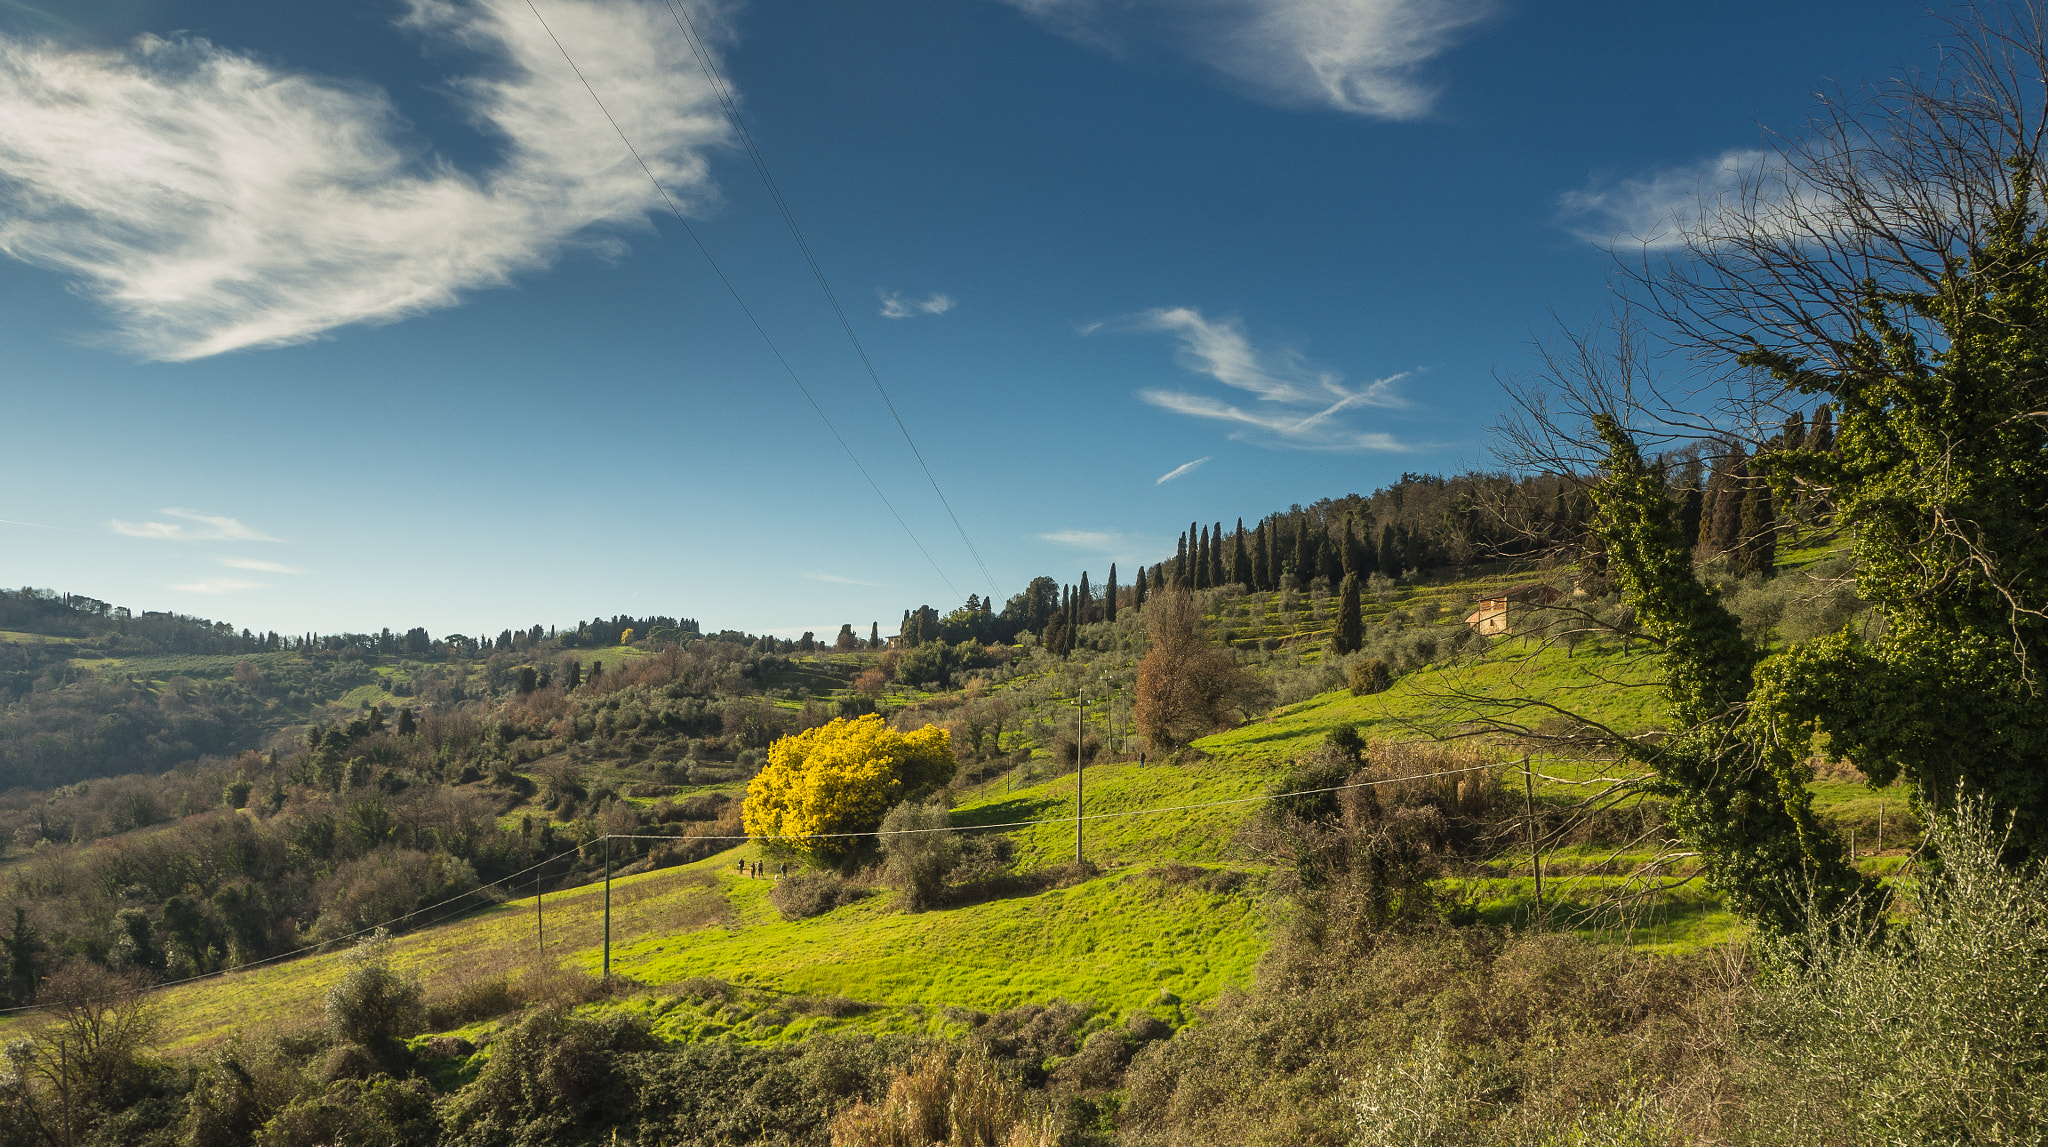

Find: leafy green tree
<box><xmin>1587</xmin><ymin>417</ymin><xmax>1864</xmax><ymax>932</ymax></box>
<box><xmin>396</xmin><ymin>706</ymin><xmax>416</xmax><ymax>736</ymax></box>
<box><xmin>836</xmin><ymin>624</ymin><xmax>859</xmax><ymax>651</ymax></box>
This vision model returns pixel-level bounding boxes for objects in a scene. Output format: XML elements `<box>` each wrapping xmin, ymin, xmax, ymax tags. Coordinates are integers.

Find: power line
<box><xmin>13</xmin><ymin>761</ymin><xmax>1501</xmax><ymax>1016</ymax></box>
<box><xmin>660</xmin><ymin>0</ymin><xmax>1000</xmax><ymax>602</ymax></box>
<box><xmin>0</xmin><ymin>846</ymin><xmax>579</xmax><ymax>1015</ymax></box>
<box><xmin>608</xmin><ymin>760</ymin><xmax>1502</xmax><ymax>844</ymax></box>
<box><xmin>521</xmin><ymin>0</ymin><xmax>961</xmax><ymax>602</ymax></box>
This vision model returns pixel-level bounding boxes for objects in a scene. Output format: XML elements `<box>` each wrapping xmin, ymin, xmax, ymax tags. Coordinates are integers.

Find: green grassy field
<box><xmin>71</xmin><ymin>555</ymin><xmax>1925</xmax><ymax>1055</ymax></box>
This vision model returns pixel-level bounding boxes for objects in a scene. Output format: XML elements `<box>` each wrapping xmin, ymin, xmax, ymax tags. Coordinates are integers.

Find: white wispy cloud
<box><xmin>1120</xmin><ymin>306</ymin><xmax>1414</xmax><ymax>451</ymax></box>
<box><xmin>997</xmin><ymin>0</ymin><xmax>1498</xmax><ymax>119</ymax></box>
<box><xmin>879</xmin><ymin>291</ymin><xmax>955</xmax><ymax>319</ymax></box>
<box><xmin>1155</xmin><ymin>456</ymin><xmax>1211</xmax><ymax>484</ymax></box>
<box><xmin>802</xmin><ymin>571</ymin><xmax>881</xmax><ymax>587</ymax></box>
<box><xmin>1037</xmin><ymin>529</ymin><xmax>1165</xmax><ymax>564</ymax></box>
<box><xmin>169</xmin><ymin>577</ymin><xmax>265</xmax><ymax>594</ymax></box>
<box><xmin>110</xmin><ymin>508</ymin><xmax>279</xmax><ymax>542</ymax></box>
<box><xmin>1558</xmin><ymin>148</ymin><xmax>1781</xmax><ymax>250</ymax></box>
<box><xmin>218</xmin><ymin>557</ymin><xmax>306</xmax><ymax>574</ymax></box>
<box><xmin>0</xmin><ymin>0</ymin><xmax>730</xmax><ymax>360</ymax></box>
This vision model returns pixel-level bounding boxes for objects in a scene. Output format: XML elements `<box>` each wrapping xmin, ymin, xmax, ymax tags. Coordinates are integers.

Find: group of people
<box><xmin>735</xmin><ymin>857</ymin><xmax>789</xmax><ymax>879</ymax></box>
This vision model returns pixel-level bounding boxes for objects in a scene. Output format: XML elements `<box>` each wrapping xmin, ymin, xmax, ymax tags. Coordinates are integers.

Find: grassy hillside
<box><xmin>5</xmin><ymin>558</ymin><xmax>1919</xmax><ymax>1074</ymax></box>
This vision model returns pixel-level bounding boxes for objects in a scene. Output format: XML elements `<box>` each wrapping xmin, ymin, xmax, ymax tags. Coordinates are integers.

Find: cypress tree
<box><xmin>1294</xmin><ymin>519</ymin><xmax>1316</xmax><ymax>589</ymax></box>
<box><xmin>1738</xmin><ymin>480</ymin><xmax>1777</xmax><ymax>577</ymax></box>
<box><xmin>1210</xmin><ymin>521</ymin><xmax>1227</xmax><ymax>588</ymax></box>
<box><xmin>1809</xmin><ymin>404</ymin><xmax>1835</xmax><ymax>452</ymax></box>
<box><xmin>1335</xmin><ymin>573</ymin><xmax>1363</xmax><ymax>654</ymax></box>
<box><xmin>1378</xmin><ymin>522</ymin><xmax>1400</xmax><ymax>577</ymax></box>
<box><xmin>1253</xmin><ymin>521</ymin><xmax>1272</xmax><ymax>591</ymax></box>
<box><xmin>1341</xmin><ymin>517</ymin><xmax>1364</xmax><ymax>578</ymax></box>
<box><xmin>1706</xmin><ymin>449</ymin><xmax>1749</xmax><ymax>556</ymax></box>
<box><xmin>1152</xmin><ymin>563</ymin><xmax>1166</xmax><ymax>592</ymax></box>
<box><xmin>1135</xmin><ymin>566</ymin><xmax>1149</xmax><ymax>609</ymax></box>
<box><xmin>1232</xmin><ymin>520</ymin><xmax>1252</xmax><ymax>589</ymax></box>
<box><xmin>869</xmin><ymin>622</ymin><xmax>881</xmax><ymax>649</ymax></box>
<box><xmin>397</xmin><ymin>707</ymin><xmax>416</xmax><ymax>736</ymax></box>
<box><xmin>1679</xmin><ymin>486</ymin><xmax>1705</xmax><ymax>553</ymax></box>
<box><xmin>1105</xmin><ymin>564</ymin><xmax>1118</xmax><ymax>623</ymax></box>
<box><xmin>1196</xmin><ymin>526</ymin><xmax>1211</xmax><ymax>590</ymax></box>
<box><xmin>1780</xmin><ymin>410</ymin><xmax>1807</xmax><ymax>452</ymax></box>
<box><xmin>1079</xmin><ymin>571</ymin><xmax>1092</xmax><ymax>620</ymax></box>
<box><xmin>1175</xmin><ymin>532</ymin><xmax>1190</xmax><ymax>588</ymax></box>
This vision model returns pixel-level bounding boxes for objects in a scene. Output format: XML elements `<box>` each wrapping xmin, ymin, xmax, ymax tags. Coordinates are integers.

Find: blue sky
<box><xmin>0</xmin><ymin>0</ymin><xmax>1927</xmax><ymax>639</ymax></box>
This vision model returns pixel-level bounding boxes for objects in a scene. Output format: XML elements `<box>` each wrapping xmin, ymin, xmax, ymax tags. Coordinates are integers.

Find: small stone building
<box><xmin>1462</xmin><ymin>583</ymin><xmax>1561</xmax><ymax>636</ymax></box>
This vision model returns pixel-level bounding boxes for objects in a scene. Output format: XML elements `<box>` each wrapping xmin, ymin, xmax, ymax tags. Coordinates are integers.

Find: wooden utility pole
<box><xmin>535</xmin><ymin>862</ymin><xmax>546</xmax><ymax>973</ymax></box>
<box><xmin>1523</xmin><ymin>755</ymin><xmax>1544</xmax><ymax>929</ymax></box>
<box><xmin>1076</xmin><ymin>688</ymin><xmax>1086</xmax><ymax>866</ymax></box>
<box><xmin>602</xmin><ymin>835</ymin><xmax>612</xmax><ymax>981</ymax></box>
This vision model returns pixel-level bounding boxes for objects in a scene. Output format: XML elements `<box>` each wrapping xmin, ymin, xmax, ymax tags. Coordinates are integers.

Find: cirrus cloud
<box><xmin>169</xmin><ymin>577</ymin><xmax>266</xmax><ymax>594</ymax></box>
<box><xmin>879</xmin><ymin>290</ymin><xmax>955</xmax><ymax>319</ymax></box>
<box><xmin>998</xmin><ymin>0</ymin><xmax>1499</xmax><ymax>120</ymax></box>
<box><xmin>0</xmin><ymin>0</ymin><xmax>731</xmax><ymax>360</ymax></box>
<box><xmin>1117</xmin><ymin>306</ymin><xmax>1415</xmax><ymax>451</ymax></box>
<box><xmin>110</xmin><ymin>508</ymin><xmax>279</xmax><ymax>542</ymax></box>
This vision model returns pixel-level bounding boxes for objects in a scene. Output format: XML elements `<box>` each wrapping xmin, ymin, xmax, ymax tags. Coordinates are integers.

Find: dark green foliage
<box><xmin>1735</xmin><ymin>480</ymin><xmax>1777</xmax><ymax>577</ymax></box>
<box><xmin>1732</xmin><ymin>186</ymin><xmax>2048</xmax><ymax>867</ymax></box>
<box><xmin>1334</xmin><ymin>574</ymin><xmax>1363</xmax><ymax>655</ymax></box>
<box><xmin>1588</xmin><ymin>417</ymin><xmax>1864</xmax><ymax>932</ymax></box>
<box><xmin>1104</xmin><ymin>565</ymin><xmax>1118</xmax><ymax>624</ymax></box>
<box><xmin>895</xmin><ymin>640</ymin><xmax>982</xmax><ymax>690</ymax></box>
<box><xmin>1676</xmin><ymin>483</ymin><xmax>1704</xmax><ymax>552</ymax></box>
<box><xmin>2</xmin><ymin>908</ymin><xmax>42</xmax><ymax>1005</ymax></box>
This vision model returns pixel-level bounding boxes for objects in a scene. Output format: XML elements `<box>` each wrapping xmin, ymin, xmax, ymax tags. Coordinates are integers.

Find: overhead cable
<box><xmin>661</xmin><ymin>0</ymin><xmax>1000</xmax><ymax>602</ymax></box>
<box><xmin>523</xmin><ymin>0</ymin><xmax>961</xmax><ymax>601</ymax></box>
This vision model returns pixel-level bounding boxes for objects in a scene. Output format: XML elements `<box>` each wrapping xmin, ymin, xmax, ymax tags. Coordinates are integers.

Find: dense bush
<box><xmin>768</xmin><ymin>869</ymin><xmax>872</xmax><ymax>921</ymax></box>
<box><xmin>880</xmin><ymin>801</ymin><xmax>959</xmax><ymax>912</ymax></box>
<box><xmin>322</xmin><ymin>932</ymin><xmax>423</xmax><ymax>1065</ymax></box>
